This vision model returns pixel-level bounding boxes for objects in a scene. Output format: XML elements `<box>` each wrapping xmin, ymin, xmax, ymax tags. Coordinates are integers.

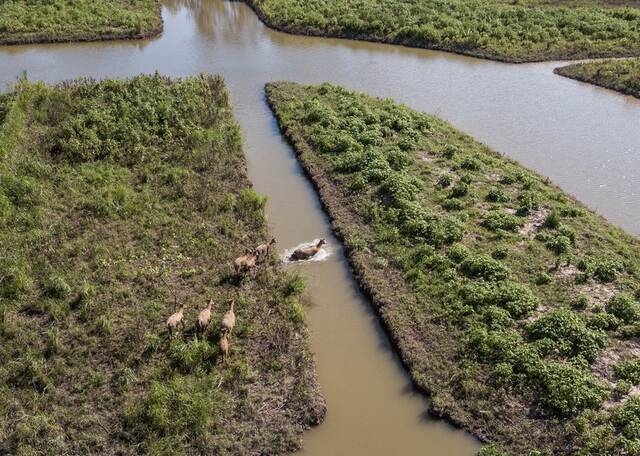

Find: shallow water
<box><xmin>1</xmin><ymin>0</ymin><xmax>639</xmax><ymax>454</ymax></box>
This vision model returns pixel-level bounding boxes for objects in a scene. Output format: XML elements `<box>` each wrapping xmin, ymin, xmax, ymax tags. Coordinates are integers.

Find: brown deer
<box><xmin>289</xmin><ymin>239</ymin><xmax>326</xmax><ymax>261</ymax></box>
<box><xmin>233</xmin><ymin>250</ymin><xmax>258</xmax><ymax>274</ymax></box>
<box><xmin>221</xmin><ymin>299</ymin><xmax>236</xmax><ymax>339</ymax></box>
<box><xmin>196</xmin><ymin>299</ymin><xmax>214</xmax><ymax>337</ymax></box>
<box><xmin>166</xmin><ymin>303</ymin><xmax>186</xmax><ymax>338</ymax></box>
<box><xmin>219</xmin><ymin>332</ymin><xmax>229</xmax><ymax>363</ymax></box>
<box><xmin>255</xmin><ymin>238</ymin><xmax>276</xmax><ymax>262</ymax></box>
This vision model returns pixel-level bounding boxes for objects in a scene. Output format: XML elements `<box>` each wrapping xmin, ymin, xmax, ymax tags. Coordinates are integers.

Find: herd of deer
<box><xmin>164</xmin><ymin>237</ymin><xmax>327</xmax><ymax>363</ymax></box>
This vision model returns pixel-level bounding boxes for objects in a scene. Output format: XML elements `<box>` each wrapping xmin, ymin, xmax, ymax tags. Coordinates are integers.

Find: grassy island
<box><xmin>555</xmin><ymin>58</ymin><xmax>640</xmax><ymax>99</ymax></box>
<box><xmin>0</xmin><ymin>74</ymin><xmax>324</xmax><ymax>455</ymax></box>
<box><xmin>0</xmin><ymin>0</ymin><xmax>163</xmax><ymax>45</ymax></box>
<box><xmin>244</xmin><ymin>0</ymin><xmax>640</xmax><ymax>63</ymax></box>
<box><xmin>266</xmin><ymin>81</ymin><xmax>640</xmax><ymax>455</ymax></box>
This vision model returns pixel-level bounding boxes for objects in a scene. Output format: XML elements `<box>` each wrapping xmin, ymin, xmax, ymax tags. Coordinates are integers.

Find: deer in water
<box><xmin>221</xmin><ymin>299</ymin><xmax>236</xmax><ymax>340</ymax></box>
<box><xmin>289</xmin><ymin>239</ymin><xmax>326</xmax><ymax>261</ymax></box>
<box><xmin>196</xmin><ymin>299</ymin><xmax>214</xmax><ymax>337</ymax></box>
<box><xmin>233</xmin><ymin>250</ymin><xmax>258</xmax><ymax>274</ymax></box>
<box><xmin>255</xmin><ymin>238</ymin><xmax>276</xmax><ymax>262</ymax></box>
<box><xmin>166</xmin><ymin>303</ymin><xmax>186</xmax><ymax>338</ymax></box>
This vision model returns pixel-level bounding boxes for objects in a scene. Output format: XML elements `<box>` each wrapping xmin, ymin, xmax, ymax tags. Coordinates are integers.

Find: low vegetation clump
<box><xmin>266</xmin><ymin>81</ymin><xmax>640</xmax><ymax>455</ymax></box>
<box><xmin>0</xmin><ymin>74</ymin><xmax>324</xmax><ymax>455</ymax></box>
<box><xmin>0</xmin><ymin>0</ymin><xmax>162</xmax><ymax>45</ymax></box>
<box><xmin>555</xmin><ymin>58</ymin><xmax>640</xmax><ymax>99</ymax></box>
<box><xmin>245</xmin><ymin>0</ymin><xmax>640</xmax><ymax>62</ymax></box>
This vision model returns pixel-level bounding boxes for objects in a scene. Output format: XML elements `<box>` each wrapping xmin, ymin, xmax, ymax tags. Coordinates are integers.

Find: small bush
<box><xmin>571</xmin><ymin>294</ymin><xmax>589</xmax><ymax>310</ymax></box>
<box><xmin>543</xmin><ymin>210</ymin><xmax>561</xmax><ymax>229</ymax></box>
<box><xmin>491</xmin><ymin>245</ymin><xmax>509</xmax><ymax>260</ymax></box>
<box><xmin>460</xmin><ymin>254</ymin><xmax>510</xmax><ymax>281</ymax></box>
<box><xmin>437</xmin><ymin>174</ymin><xmax>452</xmax><ymax>188</ymax></box>
<box><xmin>612</xmin><ymin>397</ymin><xmax>640</xmax><ymax>440</ymax></box>
<box><xmin>607</xmin><ymin>294</ymin><xmax>640</xmax><ymax>324</ymax></box>
<box><xmin>460</xmin><ymin>156</ymin><xmax>482</xmax><ymax>171</ymax></box>
<box><xmin>516</xmin><ymin>190</ymin><xmax>541</xmax><ymax>215</ymax></box>
<box><xmin>537</xmin><ymin>361</ymin><xmax>608</xmax><ymax>417</ymax></box>
<box><xmin>586</xmin><ymin>312</ymin><xmax>619</xmax><ymax>331</ymax></box>
<box><xmin>450</xmin><ymin>181</ymin><xmax>470</xmax><ymax>198</ymax></box>
<box><xmin>462</xmin><ymin>281</ymin><xmax>538</xmax><ymax>318</ymax></box>
<box><xmin>448</xmin><ymin>244</ymin><xmax>471</xmax><ymax>263</ymax></box>
<box><xmin>482</xmin><ymin>210</ymin><xmax>522</xmax><ymax>232</ymax></box>
<box><xmin>527</xmin><ymin>308</ymin><xmax>607</xmax><ymax>362</ymax></box>
<box><xmin>442</xmin><ymin>144</ymin><xmax>458</xmax><ymax>159</ymax></box>
<box><xmin>594</xmin><ymin>259</ymin><xmax>624</xmax><ymax>283</ymax></box>
<box><xmin>615</xmin><ymin>359</ymin><xmax>640</xmax><ymax>385</ymax></box>
<box><xmin>441</xmin><ymin>198</ymin><xmax>463</xmax><ymax>211</ymax></box>
<box><xmin>486</xmin><ymin>188</ymin><xmax>509</xmax><ymax>203</ymax></box>
<box><xmin>547</xmin><ymin>235</ymin><xmax>572</xmax><ymax>255</ymax></box>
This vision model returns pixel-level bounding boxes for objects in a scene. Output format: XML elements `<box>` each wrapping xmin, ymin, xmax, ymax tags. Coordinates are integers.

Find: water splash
<box><xmin>281</xmin><ymin>239</ymin><xmax>332</xmax><ymax>264</ymax></box>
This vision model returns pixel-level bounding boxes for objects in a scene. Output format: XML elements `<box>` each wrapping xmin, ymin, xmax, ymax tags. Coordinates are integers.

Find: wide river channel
<box><xmin>1</xmin><ymin>1</ymin><xmax>639</xmax><ymax>454</ymax></box>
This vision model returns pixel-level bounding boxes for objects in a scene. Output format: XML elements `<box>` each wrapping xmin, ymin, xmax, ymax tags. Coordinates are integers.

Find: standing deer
<box><xmin>166</xmin><ymin>303</ymin><xmax>186</xmax><ymax>338</ymax></box>
<box><xmin>196</xmin><ymin>299</ymin><xmax>214</xmax><ymax>337</ymax></box>
<box><xmin>255</xmin><ymin>238</ymin><xmax>277</xmax><ymax>262</ymax></box>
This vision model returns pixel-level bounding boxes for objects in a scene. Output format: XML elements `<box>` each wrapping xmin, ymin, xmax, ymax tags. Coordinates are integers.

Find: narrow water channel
<box><xmin>1</xmin><ymin>0</ymin><xmax>639</xmax><ymax>454</ymax></box>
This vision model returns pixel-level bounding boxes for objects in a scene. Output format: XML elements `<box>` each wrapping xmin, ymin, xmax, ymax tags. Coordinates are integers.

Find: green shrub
<box><xmin>477</xmin><ymin>445</ymin><xmax>507</xmax><ymax>456</ymax></box>
<box><xmin>448</xmin><ymin>244</ymin><xmax>471</xmax><ymax>263</ymax></box>
<box><xmin>537</xmin><ymin>361</ymin><xmax>608</xmax><ymax>417</ymax></box>
<box><xmin>486</xmin><ymin>188</ymin><xmax>509</xmax><ymax>203</ymax></box>
<box><xmin>450</xmin><ymin>181</ymin><xmax>470</xmax><ymax>198</ymax></box>
<box><xmin>612</xmin><ymin>397</ymin><xmax>640</xmax><ymax>440</ymax></box>
<box><xmin>615</xmin><ymin>359</ymin><xmax>640</xmax><ymax>385</ymax></box>
<box><xmin>442</xmin><ymin>144</ymin><xmax>458</xmax><ymax>159</ymax></box>
<box><xmin>437</xmin><ymin>174</ymin><xmax>452</xmax><ymax>188</ymax></box>
<box><xmin>547</xmin><ymin>235</ymin><xmax>572</xmax><ymax>255</ymax></box>
<box><xmin>594</xmin><ymin>259</ymin><xmax>624</xmax><ymax>283</ymax></box>
<box><xmin>482</xmin><ymin>306</ymin><xmax>513</xmax><ymax>330</ymax></box>
<box><xmin>482</xmin><ymin>210</ymin><xmax>522</xmax><ymax>232</ymax></box>
<box><xmin>527</xmin><ymin>308</ymin><xmax>607</xmax><ymax>362</ymax></box>
<box><xmin>607</xmin><ymin>294</ymin><xmax>640</xmax><ymax>324</ymax></box>
<box><xmin>460</xmin><ymin>254</ymin><xmax>510</xmax><ymax>281</ymax></box>
<box><xmin>441</xmin><ymin>198</ymin><xmax>463</xmax><ymax>211</ymax></box>
<box><xmin>543</xmin><ymin>210</ymin><xmax>561</xmax><ymax>229</ymax></box>
<box><xmin>586</xmin><ymin>312</ymin><xmax>619</xmax><ymax>332</ymax></box>
<box><xmin>460</xmin><ymin>156</ymin><xmax>482</xmax><ymax>171</ymax></box>
<box><xmin>491</xmin><ymin>245</ymin><xmax>509</xmax><ymax>260</ymax></box>
<box><xmin>462</xmin><ymin>281</ymin><xmax>538</xmax><ymax>318</ymax></box>
<box><xmin>517</xmin><ymin>190</ymin><xmax>541</xmax><ymax>215</ymax></box>
<box><xmin>571</xmin><ymin>294</ymin><xmax>589</xmax><ymax>310</ymax></box>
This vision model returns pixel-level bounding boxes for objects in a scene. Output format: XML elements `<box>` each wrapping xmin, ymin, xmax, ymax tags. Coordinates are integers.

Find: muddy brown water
<box><xmin>1</xmin><ymin>0</ymin><xmax>640</xmax><ymax>454</ymax></box>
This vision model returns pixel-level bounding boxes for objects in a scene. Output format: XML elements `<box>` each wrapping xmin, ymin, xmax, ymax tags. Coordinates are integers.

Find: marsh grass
<box><xmin>555</xmin><ymin>58</ymin><xmax>640</xmax><ymax>99</ymax></box>
<box><xmin>0</xmin><ymin>0</ymin><xmax>162</xmax><ymax>45</ymax></box>
<box><xmin>266</xmin><ymin>81</ymin><xmax>640</xmax><ymax>455</ymax></box>
<box><xmin>0</xmin><ymin>74</ymin><xmax>324</xmax><ymax>455</ymax></box>
<box><xmin>246</xmin><ymin>0</ymin><xmax>640</xmax><ymax>62</ymax></box>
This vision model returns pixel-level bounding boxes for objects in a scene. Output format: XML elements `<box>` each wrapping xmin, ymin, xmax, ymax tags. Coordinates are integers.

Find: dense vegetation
<box><xmin>244</xmin><ymin>0</ymin><xmax>640</xmax><ymax>62</ymax></box>
<box><xmin>0</xmin><ymin>74</ymin><xmax>324</xmax><ymax>455</ymax></box>
<box><xmin>0</xmin><ymin>0</ymin><xmax>162</xmax><ymax>45</ymax></box>
<box><xmin>266</xmin><ymin>81</ymin><xmax>640</xmax><ymax>455</ymax></box>
<box><xmin>555</xmin><ymin>58</ymin><xmax>640</xmax><ymax>99</ymax></box>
